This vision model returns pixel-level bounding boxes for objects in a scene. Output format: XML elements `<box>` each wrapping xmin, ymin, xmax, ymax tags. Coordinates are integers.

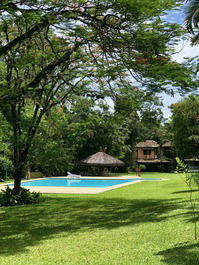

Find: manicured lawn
<box><xmin>0</xmin><ymin>172</ymin><xmax>199</xmax><ymax>265</ymax></box>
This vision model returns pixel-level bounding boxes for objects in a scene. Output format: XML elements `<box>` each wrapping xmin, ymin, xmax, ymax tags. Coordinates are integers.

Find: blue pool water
<box><xmin>11</xmin><ymin>177</ymin><xmax>160</xmax><ymax>188</ymax></box>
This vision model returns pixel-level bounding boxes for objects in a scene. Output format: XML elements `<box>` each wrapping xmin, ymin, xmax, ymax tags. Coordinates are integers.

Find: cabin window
<box><xmin>144</xmin><ymin>150</ymin><xmax>151</xmax><ymax>156</ymax></box>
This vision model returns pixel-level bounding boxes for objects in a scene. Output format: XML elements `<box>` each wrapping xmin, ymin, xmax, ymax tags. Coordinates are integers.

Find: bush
<box><xmin>139</xmin><ymin>164</ymin><xmax>146</xmax><ymax>171</ymax></box>
<box><xmin>134</xmin><ymin>164</ymin><xmax>146</xmax><ymax>172</ymax></box>
<box><xmin>0</xmin><ymin>186</ymin><xmax>41</xmax><ymax>206</ymax></box>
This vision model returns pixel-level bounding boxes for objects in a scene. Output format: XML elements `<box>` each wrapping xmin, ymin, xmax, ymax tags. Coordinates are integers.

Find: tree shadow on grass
<box><xmin>156</xmin><ymin>242</ymin><xmax>199</xmax><ymax>265</ymax></box>
<box><xmin>0</xmin><ymin>196</ymin><xmax>183</xmax><ymax>256</ymax></box>
<box><xmin>172</xmin><ymin>190</ymin><xmax>199</xmax><ymax>194</ymax></box>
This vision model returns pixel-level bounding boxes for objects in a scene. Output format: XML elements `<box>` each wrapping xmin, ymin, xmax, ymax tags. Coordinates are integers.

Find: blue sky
<box><xmin>164</xmin><ymin>6</ymin><xmax>185</xmax><ymax>24</ymax></box>
<box><xmin>161</xmin><ymin>6</ymin><xmax>198</xmax><ymax>119</ymax></box>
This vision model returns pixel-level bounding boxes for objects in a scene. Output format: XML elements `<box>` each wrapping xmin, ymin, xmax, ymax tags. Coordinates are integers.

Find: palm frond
<box><xmin>185</xmin><ymin>0</ymin><xmax>199</xmax><ymax>34</ymax></box>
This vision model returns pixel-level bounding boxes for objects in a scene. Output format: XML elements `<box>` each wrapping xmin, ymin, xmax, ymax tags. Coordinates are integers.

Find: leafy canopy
<box><xmin>171</xmin><ymin>96</ymin><xmax>199</xmax><ymax>159</ymax></box>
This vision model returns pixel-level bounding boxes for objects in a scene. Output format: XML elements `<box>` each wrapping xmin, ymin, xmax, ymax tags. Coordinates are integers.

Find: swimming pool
<box><xmin>10</xmin><ymin>177</ymin><xmax>160</xmax><ymax>188</ymax></box>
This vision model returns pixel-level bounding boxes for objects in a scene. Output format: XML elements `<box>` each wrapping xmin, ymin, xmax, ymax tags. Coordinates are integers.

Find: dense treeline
<box><xmin>0</xmin><ymin>93</ymin><xmax>167</xmax><ymax>178</ymax></box>
<box><xmin>1</xmin><ymin>93</ymin><xmax>199</xmax><ymax>179</ymax></box>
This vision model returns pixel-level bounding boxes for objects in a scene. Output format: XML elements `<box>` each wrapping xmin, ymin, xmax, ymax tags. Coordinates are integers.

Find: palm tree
<box><xmin>185</xmin><ymin>0</ymin><xmax>199</xmax><ymax>44</ymax></box>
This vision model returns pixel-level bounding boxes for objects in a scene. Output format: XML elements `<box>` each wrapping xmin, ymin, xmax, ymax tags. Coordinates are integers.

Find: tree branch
<box><xmin>26</xmin><ymin>42</ymin><xmax>81</xmax><ymax>89</ymax></box>
<box><xmin>0</xmin><ymin>16</ymin><xmax>49</xmax><ymax>56</ymax></box>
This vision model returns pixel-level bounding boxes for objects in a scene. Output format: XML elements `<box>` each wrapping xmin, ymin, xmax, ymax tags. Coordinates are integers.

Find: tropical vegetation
<box><xmin>170</xmin><ymin>95</ymin><xmax>199</xmax><ymax>159</ymax></box>
<box><xmin>0</xmin><ymin>0</ymin><xmax>198</xmax><ymax>193</ymax></box>
<box><xmin>0</xmin><ymin>186</ymin><xmax>41</xmax><ymax>206</ymax></box>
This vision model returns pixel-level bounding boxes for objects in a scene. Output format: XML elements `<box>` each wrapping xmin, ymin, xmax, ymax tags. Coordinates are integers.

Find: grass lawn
<box><xmin>0</xmin><ymin>172</ymin><xmax>199</xmax><ymax>265</ymax></box>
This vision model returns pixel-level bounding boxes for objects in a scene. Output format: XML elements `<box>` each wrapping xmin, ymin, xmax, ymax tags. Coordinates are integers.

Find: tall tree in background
<box><xmin>114</xmin><ymin>87</ymin><xmax>165</xmax><ymax>168</ymax></box>
<box><xmin>0</xmin><ymin>112</ymin><xmax>12</xmax><ymax>179</ymax></box>
<box><xmin>138</xmin><ymin>96</ymin><xmax>164</xmax><ymax>143</ymax></box>
<box><xmin>68</xmin><ymin>98</ymin><xmax>130</xmax><ymax>161</ymax></box>
<box><xmin>29</xmin><ymin>94</ymin><xmax>164</xmax><ymax>175</ymax></box>
<box><xmin>0</xmin><ymin>0</ymin><xmax>198</xmax><ymax>193</ymax></box>
<box><xmin>171</xmin><ymin>96</ymin><xmax>199</xmax><ymax>159</ymax></box>
<box><xmin>30</xmin><ymin>98</ymin><xmax>131</xmax><ymax>175</ymax></box>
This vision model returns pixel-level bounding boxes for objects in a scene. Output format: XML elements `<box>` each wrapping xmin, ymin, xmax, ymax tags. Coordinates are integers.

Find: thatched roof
<box><xmin>79</xmin><ymin>152</ymin><xmax>125</xmax><ymax>167</ymax></box>
<box><xmin>136</xmin><ymin>140</ymin><xmax>159</xmax><ymax>148</ymax></box>
<box><xmin>162</xmin><ymin>141</ymin><xmax>172</xmax><ymax>148</ymax></box>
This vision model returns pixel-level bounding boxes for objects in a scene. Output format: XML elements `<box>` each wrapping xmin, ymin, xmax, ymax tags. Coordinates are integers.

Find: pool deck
<box><xmin>0</xmin><ymin>176</ymin><xmax>143</xmax><ymax>194</ymax></box>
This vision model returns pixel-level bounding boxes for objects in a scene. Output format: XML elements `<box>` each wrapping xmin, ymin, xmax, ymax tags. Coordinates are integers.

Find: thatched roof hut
<box><xmin>136</xmin><ymin>140</ymin><xmax>159</xmax><ymax>148</ymax></box>
<box><xmin>79</xmin><ymin>152</ymin><xmax>125</xmax><ymax>167</ymax></box>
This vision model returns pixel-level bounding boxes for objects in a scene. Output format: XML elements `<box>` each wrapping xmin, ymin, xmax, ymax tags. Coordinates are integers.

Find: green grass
<box><xmin>0</xmin><ymin>172</ymin><xmax>199</xmax><ymax>265</ymax></box>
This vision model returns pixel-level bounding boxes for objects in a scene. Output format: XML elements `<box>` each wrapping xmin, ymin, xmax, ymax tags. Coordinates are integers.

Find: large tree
<box><xmin>30</xmin><ymin>97</ymin><xmax>131</xmax><ymax>175</ymax></box>
<box><xmin>114</xmin><ymin>87</ymin><xmax>165</xmax><ymax>167</ymax></box>
<box><xmin>171</xmin><ymin>96</ymin><xmax>199</xmax><ymax>159</ymax></box>
<box><xmin>0</xmin><ymin>0</ymin><xmax>197</xmax><ymax>193</ymax></box>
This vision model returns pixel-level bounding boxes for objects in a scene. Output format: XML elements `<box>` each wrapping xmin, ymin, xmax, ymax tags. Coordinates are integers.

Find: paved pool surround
<box><xmin>0</xmin><ymin>176</ymin><xmax>143</xmax><ymax>194</ymax></box>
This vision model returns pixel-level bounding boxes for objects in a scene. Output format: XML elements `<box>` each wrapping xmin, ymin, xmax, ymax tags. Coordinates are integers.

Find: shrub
<box><xmin>134</xmin><ymin>164</ymin><xmax>146</xmax><ymax>172</ymax></box>
<box><xmin>139</xmin><ymin>164</ymin><xmax>146</xmax><ymax>171</ymax></box>
<box><xmin>0</xmin><ymin>186</ymin><xmax>41</xmax><ymax>206</ymax></box>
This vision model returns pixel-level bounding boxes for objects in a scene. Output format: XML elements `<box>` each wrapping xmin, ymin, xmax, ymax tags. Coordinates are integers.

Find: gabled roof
<box><xmin>136</xmin><ymin>140</ymin><xmax>159</xmax><ymax>148</ymax></box>
<box><xmin>79</xmin><ymin>152</ymin><xmax>125</xmax><ymax>167</ymax></box>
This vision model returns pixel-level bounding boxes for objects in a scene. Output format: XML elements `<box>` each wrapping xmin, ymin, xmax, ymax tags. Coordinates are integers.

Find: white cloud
<box><xmin>172</xmin><ymin>40</ymin><xmax>198</xmax><ymax>63</ymax></box>
<box><xmin>161</xmin><ymin>93</ymin><xmax>182</xmax><ymax>119</ymax></box>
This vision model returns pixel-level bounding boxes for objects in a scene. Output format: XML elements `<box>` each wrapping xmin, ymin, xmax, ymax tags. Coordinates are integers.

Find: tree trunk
<box><xmin>13</xmin><ymin>170</ymin><xmax>22</xmax><ymax>195</ymax></box>
<box><xmin>13</xmin><ymin>150</ymin><xmax>31</xmax><ymax>194</ymax></box>
<box><xmin>11</xmin><ymin>101</ymin><xmax>44</xmax><ymax>194</ymax></box>
<box><xmin>11</xmin><ymin>102</ymin><xmax>22</xmax><ymax>195</ymax></box>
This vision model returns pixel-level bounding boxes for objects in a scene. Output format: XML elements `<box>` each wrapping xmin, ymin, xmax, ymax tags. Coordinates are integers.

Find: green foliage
<box><xmin>0</xmin><ymin>112</ymin><xmax>12</xmax><ymax>156</ymax></box>
<box><xmin>176</xmin><ymin>157</ymin><xmax>188</xmax><ymax>173</ymax></box>
<box><xmin>138</xmin><ymin>98</ymin><xmax>164</xmax><ymax>143</ymax></box>
<box><xmin>30</xmin><ymin>107</ymin><xmax>74</xmax><ymax>176</ymax></box>
<box><xmin>171</xmin><ymin>96</ymin><xmax>199</xmax><ymax>159</ymax></box>
<box><xmin>139</xmin><ymin>164</ymin><xmax>147</xmax><ymax>171</ymax></box>
<box><xmin>114</xmin><ymin>87</ymin><xmax>165</xmax><ymax>167</ymax></box>
<box><xmin>0</xmin><ymin>112</ymin><xmax>12</xmax><ymax>180</ymax></box>
<box><xmin>0</xmin><ymin>156</ymin><xmax>13</xmax><ymax>180</ymax></box>
<box><xmin>176</xmin><ymin>157</ymin><xmax>199</xmax><ymax>187</ymax></box>
<box><xmin>30</xmin><ymin>98</ymin><xmax>131</xmax><ymax>174</ymax></box>
<box><xmin>27</xmin><ymin>90</ymin><xmax>167</xmax><ymax>174</ymax></box>
<box><xmin>0</xmin><ymin>186</ymin><xmax>41</xmax><ymax>206</ymax></box>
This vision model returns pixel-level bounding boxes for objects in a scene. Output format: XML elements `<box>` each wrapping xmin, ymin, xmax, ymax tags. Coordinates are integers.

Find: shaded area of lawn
<box><xmin>0</xmin><ymin>196</ymin><xmax>183</xmax><ymax>256</ymax></box>
<box><xmin>172</xmin><ymin>190</ymin><xmax>199</xmax><ymax>194</ymax></box>
<box><xmin>156</xmin><ymin>242</ymin><xmax>199</xmax><ymax>265</ymax></box>
<box><xmin>1</xmin><ymin>173</ymin><xmax>199</xmax><ymax>265</ymax></box>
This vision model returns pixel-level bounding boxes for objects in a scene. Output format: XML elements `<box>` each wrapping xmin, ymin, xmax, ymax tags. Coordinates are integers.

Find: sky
<box><xmin>161</xmin><ymin>6</ymin><xmax>198</xmax><ymax>119</ymax></box>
